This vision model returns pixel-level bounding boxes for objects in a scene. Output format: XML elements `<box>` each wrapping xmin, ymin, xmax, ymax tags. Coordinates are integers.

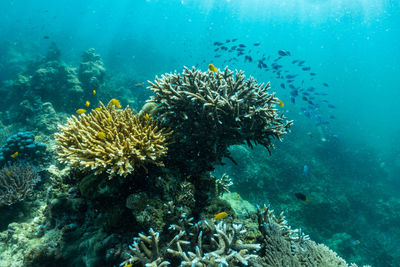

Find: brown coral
<box><xmin>54</xmin><ymin>101</ymin><xmax>172</xmax><ymax>178</ymax></box>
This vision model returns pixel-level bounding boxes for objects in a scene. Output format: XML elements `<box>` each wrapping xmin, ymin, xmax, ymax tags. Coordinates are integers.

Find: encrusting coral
<box><xmin>54</xmin><ymin>100</ymin><xmax>173</xmax><ymax>178</ymax></box>
<box><xmin>147</xmin><ymin>66</ymin><xmax>293</xmax><ymax>174</ymax></box>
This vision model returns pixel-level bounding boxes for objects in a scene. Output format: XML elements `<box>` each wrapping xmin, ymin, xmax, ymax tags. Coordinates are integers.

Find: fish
<box><xmin>225</xmin><ymin>39</ymin><xmax>231</xmax><ymax>43</ymax></box>
<box><xmin>289</xmin><ymin>84</ymin><xmax>295</xmax><ymax>89</ymax></box>
<box><xmin>253</xmin><ymin>42</ymin><xmax>260</xmax><ymax>46</ymax></box>
<box><xmin>244</xmin><ymin>56</ymin><xmax>252</xmax><ymax>62</ymax></box>
<box><xmin>304</xmin><ymin>165</ymin><xmax>309</xmax><ymax>177</ymax></box>
<box><xmin>310</xmin><ymin>72</ymin><xmax>316</xmax><ymax>76</ymax></box>
<box><xmin>328</xmin><ymin>104</ymin><xmax>336</xmax><ymax>109</ymax></box>
<box><xmin>85</xmin><ymin>101</ymin><xmax>90</xmax><ymax>107</ymax></box>
<box><xmin>323</xmin><ymin>83</ymin><xmax>329</xmax><ymax>87</ymax></box>
<box><xmin>123</xmin><ymin>264</ymin><xmax>133</xmax><ymax>267</ymax></box>
<box><xmin>238</xmin><ymin>44</ymin><xmax>246</xmax><ymax>48</ymax></box>
<box><xmin>290</xmin><ymin>96</ymin><xmax>295</xmax><ymax>104</ymax></box>
<box><xmin>110</xmin><ymin>99</ymin><xmax>122</xmax><ymax>108</ymax></box>
<box><xmin>292</xmin><ymin>60</ymin><xmax>298</xmax><ymax>64</ymax></box>
<box><xmin>278</xmin><ymin>50</ymin><xmax>291</xmax><ymax>56</ymax></box>
<box><xmin>214</xmin><ymin>54</ymin><xmax>221</xmax><ymax>58</ymax></box>
<box><xmin>97</xmin><ymin>132</ymin><xmax>106</xmax><ymax>139</ymax></box>
<box><xmin>221</xmin><ymin>46</ymin><xmax>228</xmax><ymax>51</ymax></box>
<box><xmin>95</xmin><ymin>108</ymin><xmax>101</xmax><ymax>111</ymax></box>
<box><xmin>286</xmin><ymin>74</ymin><xmax>298</xmax><ymax>79</ymax></box>
<box><xmin>76</xmin><ymin>109</ymin><xmax>86</xmax><ymax>114</ymax></box>
<box><xmin>135</xmin><ymin>83</ymin><xmax>144</xmax><ymax>87</ymax></box>
<box><xmin>43</xmin><ymin>36</ymin><xmax>50</xmax><ymax>39</ymax></box>
<box><xmin>107</xmin><ymin>116</ymin><xmax>112</xmax><ymax>122</ymax></box>
<box><xmin>277</xmin><ymin>99</ymin><xmax>284</xmax><ymax>107</ymax></box>
<box><xmin>209</xmin><ymin>64</ymin><xmax>218</xmax><ymax>72</ymax></box>
<box><xmin>232</xmin><ymin>38</ymin><xmax>238</xmax><ymax>42</ymax></box>
<box><xmin>11</xmin><ymin>152</ymin><xmax>18</xmax><ymax>158</ymax></box>
<box><xmin>213</xmin><ymin>42</ymin><xmax>223</xmax><ymax>46</ymax></box>
<box><xmin>298</xmin><ymin>60</ymin><xmax>305</xmax><ymax>65</ymax></box>
<box><xmin>214</xmin><ymin>212</ymin><xmax>228</xmax><ymax>220</ymax></box>
<box><xmin>237</xmin><ymin>194</ymin><xmax>241</xmax><ymax>199</ymax></box>
<box><xmin>214</xmin><ymin>48</ymin><xmax>219</xmax><ymax>52</ymax></box>
<box><xmin>93</xmin><ymin>90</ymin><xmax>96</xmax><ymax>95</ymax></box>
<box><xmin>302</xmin><ymin>67</ymin><xmax>311</xmax><ymax>71</ymax></box>
<box><xmin>302</xmin><ymin>96</ymin><xmax>308</xmax><ymax>101</ymax></box>
<box><xmin>295</xmin><ymin>193</ymin><xmax>309</xmax><ymax>202</ymax></box>
<box><xmin>280</xmin><ymin>83</ymin><xmax>285</xmax><ymax>89</ymax></box>
<box><xmin>351</xmin><ymin>239</ymin><xmax>360</xmax><ymax>246</ymax></box>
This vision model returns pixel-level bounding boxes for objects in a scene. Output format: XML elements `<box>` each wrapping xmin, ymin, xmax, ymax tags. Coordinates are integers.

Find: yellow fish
<box><xmin>277</xmin><ymin>99</ymin><xmax>284</xmax><ymax>107</ymax></box>
<box><xmin>7</xmin><ymin>171</ymin><xmax>11</xmax><ymax>175</ymax></box>
<box><xmin>107</xmin><ymin>116</ymin><xmax>112</xmax><ymax>122</ymax></box>
<box><xmin>85</xmin><ymin>101</ymin><xmax>90</xmax><ymax>107</ymax></box>
<box><xmin>237</xmin><ymin>194</ymin><xmax>241</xmax><ymax>199</ymax></box>
<box><xmin>93</xmin><ymin>90</ymin><xmax>96</xmax><ymax>95</ymax></box>
<box><xmin>95</xmin><ymin>107</ymin><xmax>101</xmax><ymax>111</ymax></box>
<box><xmin>135</xmin><ymin>83</ymin><xmax>143</xmax><ymax>86</ymax></box>
<box><xmin>213</xmin><ymin>212</ymin><xmax>228</xmax><ymax>220</ymax></box>
<box><xmin>209</xmin><ymin>64</ymin><xmax>217</xmax><ymax>72</ymax></box>
<box><xmin>123</xmin><ymin>264</ymin><xmax>133</xmax><ymax>267</ymax></box>
<box><xmin>97</xmin><ymin>132</ymin><xmax>106</xmax><ymax>139</ymax></box>
<box><xmin>76</xmin><ymin>109</ymin><xmax>86</xmax><ymax>114</ymax></box>
<box><xmin>11</xmin><ymin>152</ymin><xmax>18</xmax><ymax>158</ymax></box>
<box><xmin>144</xmin><ymin>113</ymin><xmax>150</xmax><ymax>120</ymax></box>
<box><xmin>110</xmin><ymin>98</ymin><xmax>122</xmax><ymax>108</ymax></box>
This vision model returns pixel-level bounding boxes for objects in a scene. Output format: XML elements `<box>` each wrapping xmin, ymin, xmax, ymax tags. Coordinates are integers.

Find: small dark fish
<box><xmin>289</xmin><ymin>84</ymin><xmax>295</xmax><ymax>89</ymax></box>
<box><xmin>213</xmin><ymin>42</ymin><xmax>223</xmax><ymax>46</ymax></box>
<box><xmin>323</xmin><ymin>83</ymin><xmax>329</xmax><ymax>87</ymax></box>
<box><xmin>292</xmin><ymin>60</ymin><xmax>298</xmax><ymax>64</ymax></box>
<box><xmin>231</xmin><ymin>45</ymin><xmax>237</xmax><ymax>50</ymax></box>
<box><xmin>330</xmin><ymin>115</ymin><xmax>335</xmax><ymax>119</ymax></box>
<box><xmin>225</xmin><ymin>39</ymin><xmax>231</xmax><ymax>43</ymax></box>
<box><xmin>232</xmin><ymin>38</ymin><xmax>238</xmax><ymax>42</ymax></box>
<box><xmin>239</xmin><ymin>44</ymin><xmax>246</xmax><ymax>48</ymax></box>
<box><xmin>304</xmin><ymin>110</ymin><xmax>310</xmax><ymax>118</ymax></box>
<box><xmin>287</xmin><ymin>79</ymin><xmax>294</xmax><ymax>83</ymax></box>
<box><xmin>280</xmin><ymin>83</ymin><xmax>285</xmax><ymax>89</ymax></box>
<box><xmin>307</xmin><ymin>87</ymin><xmax>315</xmax><ymax>92</ymax></box>
<box><xmin>253</xmin><ymin>42</ymin><xmax>261</xmax><ymax>46</ymax></box>
<box><xmin>298</xmin><ymin>60</ymin><xmax>305</xmax><ymax>65</ymax></box>
<box><xmin>237</xmin><ymin>52</ymin><xmax>244</xmax><ymax>56</ymax></box>
<box><xmin>262</xmin><ymin>63</ymin><xmax>267</xmax><ymax>68</ymax></box>
<box><xmin>278</xmin><ymin>50</ymin><xmax>291</xmax><ymax>56</ymax></box>
<box><xmin>320</xmin><ymin>92</ymin><xmax>329</xmax><ymax>96</ymax></box>
<box><xmin>237</xmin><ymin>48</ymin><xmax>245</xmax><ymax>52</ymax></box>
<box><xmin>214</xmin><ymin>54</ymin><xmax>221</xmax><ymax>58</ymax></box>
<box><xmin>328</xmin><ymin>104</ymin><xmax>336</xmax><ymax>108</ymax></box>
<box><xmin>221</xmin><ymin>46</ymin><xmax>228</xmax><ymax>51</ymax></box>
<box><xmin>214</xmin><ymin>48</ymin><xmax>219</xmax><ymax>52</ymax></box>
<box><xmin>310</xmin><ymin>72</ymin><xmax>316</xmax><ymax>76</ymax></box>
<box><xmin>43</xmin><ymin>35</ymin><xmax>49</xmax><ymax>39</ymax></box>
<box><xmin>274</xmin><ymin>57</ymin><xmax>282</xmax><ymax>62</ymax></box>
<box><xmin>286</xmin><ymin>74</ymin><xmax>297</xmax><ymax>79</ymax></box>
<box><xmin>302</xmin><ymin>92</ymin><xmax>310</xmax><ymax>96</ymax></box>
<box><xmin>244</xmin><ymin>55</ymin><xmax>253</xmax><ymax>62</ymax></box>
<box><xmin>307</xmin><ymin>100</ymin><xmax>314</xmax><ymax>105</ymax></box>
<box><xmin>302</xmin><ymin>96</ymin><xmax>308</xmax><ymax>101</ymax></box>
<box><xmin>295</xmin><ymin>193</ymin><xmax>309</xmax><ymax>202</ymax></box>
<box><xmin>290</xmin><ymin>96</ymin><xmax>296</xmax><ymax>104</ymax></box>
<box><xmin>302</xmin><ymin>67</ymin><xmax>311</xmax><ymax>71</ymax></box>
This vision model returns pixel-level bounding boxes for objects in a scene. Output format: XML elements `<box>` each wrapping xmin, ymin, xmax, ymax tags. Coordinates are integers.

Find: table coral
<box><xmin>54</xmin><ymin>101</ymin><xmax>173</xmax><ymax>178</ymax></box>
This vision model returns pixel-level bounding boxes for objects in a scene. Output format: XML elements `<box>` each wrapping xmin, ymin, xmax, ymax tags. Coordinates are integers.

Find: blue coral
<box><xmin>0</xmin><ymin>131</ymin><xmax>47</xmax><ymax>167</ymax></box>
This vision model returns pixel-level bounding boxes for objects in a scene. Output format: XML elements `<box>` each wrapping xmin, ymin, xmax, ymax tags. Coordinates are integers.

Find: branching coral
<box><xmin>54</xmin><ymin>101</ymin><xmax>173</xmax><ymax>178</ymax></box>
<box><xmin>148</xmin><ymin>66</ymin><xmax>292</xmax><ymax>174</ymax></box>
<box><xmin>0</xmin><ymin>162</ymin><xmax>40</xmax><ymax>206</ymax></box>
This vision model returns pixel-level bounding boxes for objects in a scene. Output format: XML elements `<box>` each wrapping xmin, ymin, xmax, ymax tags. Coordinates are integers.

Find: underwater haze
<box><xmin>0</xmin><ymin>0</ymin><xmax>399</xmax><ymax>266</ymax></box>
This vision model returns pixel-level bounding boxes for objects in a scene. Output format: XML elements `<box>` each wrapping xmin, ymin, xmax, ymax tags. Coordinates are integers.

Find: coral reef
<box><xmin>0</xmin><ymin>162</ymin><xmax>40</xmax><ymax>206</ymax></box>
<box><xmin>78</xmin><ymin>48</ymin><xmax>105</xmax><ymax>92</ymax></box>
<box><xmin>54</xmin><ymin>101</ymin><xmax>173</xmax><ymax>177</ymax></box>
<box><xmin>148</xmin><ymin>66</ymin><xmax>292</xmax><ymax>174</ymax></box>
<box><xmin>0</xmin><ymin>131</ymin><xmax>48</xmax><ymax>167</ymax></box>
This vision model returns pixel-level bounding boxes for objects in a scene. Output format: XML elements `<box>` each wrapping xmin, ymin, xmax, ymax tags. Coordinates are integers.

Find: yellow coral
<box><xmin>54</xmin><ymin>101</ymin><xmax>173</xmax><ymax>178</ymax></box>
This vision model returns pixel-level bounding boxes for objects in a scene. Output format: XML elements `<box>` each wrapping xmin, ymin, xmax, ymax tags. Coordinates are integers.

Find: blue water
<box><xmin>0</xmin><ymin>0</ymin><xmax>399</xmax><ymax>266</ymax></box>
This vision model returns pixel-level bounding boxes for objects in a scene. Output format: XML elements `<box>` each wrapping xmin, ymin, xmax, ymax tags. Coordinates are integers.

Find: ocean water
<box><xmin>0</xmin><ymin>0</ymin><xmax>399</xmax><ymax>266</ymax></box>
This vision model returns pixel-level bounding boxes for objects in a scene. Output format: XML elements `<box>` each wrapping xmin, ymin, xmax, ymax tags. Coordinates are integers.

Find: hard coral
<box><xmin>0</xmin><ymin>162</ymin><xmax>40</xmax><ymax>206</ymax></box>
<box><xmin>54</xmin><ymin>101</ymin><xmax>173</xmax><ymax>178</ymax></box>
<box><xmin>148</xmin><ymin>66</ymin><xmax>292</xmax><ymax>174</ymax></box>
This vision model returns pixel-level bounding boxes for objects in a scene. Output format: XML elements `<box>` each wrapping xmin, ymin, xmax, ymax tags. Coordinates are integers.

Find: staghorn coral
<box><xmin>0</xmin><ymin>162</ymin><xmax>40</xmax><ymax>206</ymax></box>
<box><xmin>148</xmin><ymin>66</ymin><xmax>292</xmax><ymax>174</ymax></box>
<box><xmin>54</xmin><ymin>101</ymin><xmax>173</xmax><ymax>178</ymax></box>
